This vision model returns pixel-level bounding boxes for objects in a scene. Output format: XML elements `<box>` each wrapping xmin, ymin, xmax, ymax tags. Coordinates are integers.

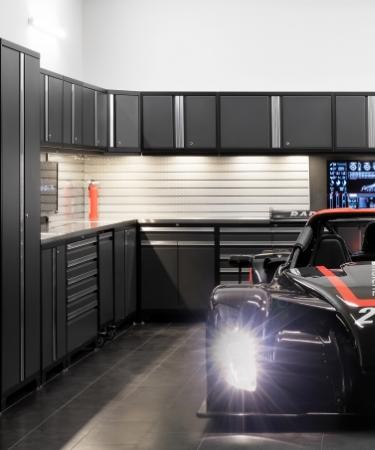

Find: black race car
<box><xmin>203</xmin><ymin>208</ymin><xmax>375</xmax><ymax>416</ymax></box>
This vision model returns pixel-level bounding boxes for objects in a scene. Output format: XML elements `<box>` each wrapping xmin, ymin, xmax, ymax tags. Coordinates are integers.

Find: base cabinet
<box><xmin>41</xmin><ymin>246</ymin><xmax>66</xmax><ymax>369</ymax></box>
<box><xmin>99</xmin><ymin>232</ymin><xmax>114</xmax><ymax>327</ymax></box>
<box><xmin>178</xmin><ymin>246</ymin><xmax>215</xmax><ymax>311</ymax></box>
<box><xmin>141</xmin><ymin>245</ymin><xmax>179</xmax><ymax>310</ymax></box>
<box><xmin>141</xmin><ymin>227</ymin><xmax>215</xmax><ymax>313</ymax></box>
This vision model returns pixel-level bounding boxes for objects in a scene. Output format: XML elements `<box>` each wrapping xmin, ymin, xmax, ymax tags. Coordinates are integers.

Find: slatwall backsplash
<box><xmin>41</xmin><ymin>153</ymin><xmax>86</xmax><ymax>223</ymax></box>
<box><xmin>82</xmin><ymin>155</ymin><xmax>310</xmax><ymax>219</ymax></box>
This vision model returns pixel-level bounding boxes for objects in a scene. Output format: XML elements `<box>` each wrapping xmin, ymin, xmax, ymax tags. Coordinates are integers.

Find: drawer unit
<box><xmin>67</xmin><ymin>237</ymin><xmax>98</xmax><ymax>267</ymax></box>
<box><xmin>66</xmin><ymin>236</ymin><xmax>99</xmax><ymax>352</ymax></box>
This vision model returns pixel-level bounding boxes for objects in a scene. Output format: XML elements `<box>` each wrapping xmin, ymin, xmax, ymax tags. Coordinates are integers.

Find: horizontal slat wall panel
<box><xmin>83</xmin><ymin>155</ymin><xmax>309</xmax><ymax>219</ymax></box>
<box><xmin>41</xmin><ymin>153</ymin><xmax>86</xmax><ymax>223</ymax></box>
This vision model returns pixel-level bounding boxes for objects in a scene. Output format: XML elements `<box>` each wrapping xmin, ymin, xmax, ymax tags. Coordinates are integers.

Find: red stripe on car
<box><xmin>316</xmin><ymin>265</ymin><xmax>375</xmax><ymax>307</ymax></box>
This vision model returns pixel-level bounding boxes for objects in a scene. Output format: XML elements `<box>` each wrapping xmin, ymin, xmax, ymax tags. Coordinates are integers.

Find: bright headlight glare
<box><xmin>214</xmin><ymin>328</ymin><xmax>257</xmax><ymax>392</ymax></box>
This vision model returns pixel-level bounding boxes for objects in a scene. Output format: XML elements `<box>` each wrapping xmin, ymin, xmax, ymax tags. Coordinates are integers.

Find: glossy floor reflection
<box><xmin>1</xmin><ymin>323</ymin><xmax>375</xmax><ymax>449</ymax></box>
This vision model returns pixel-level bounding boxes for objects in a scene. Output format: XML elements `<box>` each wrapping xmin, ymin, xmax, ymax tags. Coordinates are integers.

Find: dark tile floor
<box><xmin>1</xmin><ymin>323</ymin><xmax>375</xmax><ymax>449</ymax></box>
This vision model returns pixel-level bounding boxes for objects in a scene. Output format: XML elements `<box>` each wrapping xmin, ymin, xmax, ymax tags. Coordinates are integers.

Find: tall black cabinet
<box><xmin>0</xmin><ymin>40</ymin><xmax>40</xmax><ymax>402</ymax></box>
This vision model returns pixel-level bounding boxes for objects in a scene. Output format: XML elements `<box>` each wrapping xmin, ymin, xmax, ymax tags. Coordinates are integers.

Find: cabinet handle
<box><xmin>188</xmin><ymin>141</ymin><xmax>194</xmax><ymax>147</ymax></box>
<box><xmin>285</xmin><ymin>141</ymin><xmax>290</xmax><ymax>147</ymax></box>
<box><xmin>74</xmin><ymin>137</ymin><xmax>78</xmax><ymax>142</ymax></box>
<box><xmin>118</xmin><ymin>141</ymin><xmax>122</xmax><ymax>145</ymax></box>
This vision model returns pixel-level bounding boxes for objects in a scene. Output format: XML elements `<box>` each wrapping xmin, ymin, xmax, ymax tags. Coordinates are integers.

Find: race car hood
<box><xmin>287</xmin><ymin>262</ymin><xmax>375</xmax><ymax>371</ymax></box>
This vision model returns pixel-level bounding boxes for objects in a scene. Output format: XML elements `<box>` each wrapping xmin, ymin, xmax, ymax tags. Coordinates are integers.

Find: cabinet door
<box><xmin>63</xmin><ymin>81</ymin><xmax>72</xmax><ymax>145</ymax></box>
<box><xmin>41</xmin><ymin>246</ymin><xmax>66</xmax><ymax>369</ymax></box>
<box><xmin>73</xmin><ymin>84</ymin><xmax>83</xmax><ymax>145</ymax></box>
<box><xmin>99</xmin><ymin>232</ymin><xmax>114</xmax><ymax>326</ymax></box>
<box><xmin>24</xmin><ymin>54</ymin><xmax>41</xmax><ymax>380</ymax></box>
<box><xmin>96</xmin><ymin>91</ymin><xmax>108</xmax><ymax>148</ymax></box>
<box><xmin>282</xmin><ymin>96</ymin><xmax>332</xmax><ymax>149</ymax></box>
<box><xmin>115</xmin><ymin>94</ymin><xmax>139</xmax><ymax>149</ymax></box>
<box><xmin>47</xmin><ymin>76</ymin><xmax>63</xmax><ymax>144</ymax></box>
<box><xmin>142</xmin><ymin>95</ymin><xmax>174</xmax><ymax>149</ymax></box>
<box><xmin>184</xmin><ymin>96</ymin><xmax>216</xmax><ymax>149</ymax></box>
<box><xmin>336</xmin><ymin>96</ymin><xmax>367</xmax><ymax>149</ymax></box>
<box><xmin>82</xmin><ymin>87</ymin><xmax>95</xmax><ymax>147</ymax></box>
<box><xmin>178</xmin><ymin>246</ymin><xmax>215</xmax><ymax>311</ymax></box>
<box><xmin>125</xmin><ymin>227</ymin><xmax>137</xmax><ymax>317</ymax></box>
<box><xmin>114</xmin><ymin>229</ymin><xmax>125</xmax><ymax>323</ymax></box>
<box><xmin>1</xmin><ymin>46</ymin><xmax>21</xmax><ymax>393</ymax></box>
<box><xmin>40</xmin><ymin>73</ymin><xmax>45</xmax><ymax>143</ymax></box>
<box><xmin>141</xmin><ymin>245</ymin><xmax>179</xmax><ymax>310</ymax></box>
<box><xmin>220</xmin><ymin>96</ymin><xmax>271</xmax><ymax>150</ymax></box>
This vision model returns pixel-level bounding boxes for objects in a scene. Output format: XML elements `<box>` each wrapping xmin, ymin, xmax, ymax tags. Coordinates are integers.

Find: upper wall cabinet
<box><xmin>183</xmin><ymin>95</ymin><xmax>216</xmax><ymax>150</ymax></box>
<box><xmin>336</xmin><ymin>96</ymin><xmax>368</xmax><ymax>149</ymax></box>
<box><xmin>40</xmin><ymin>73</ymin><xmax>63</xmax><ymax>145</ymax></box>
<box><xmin>82</xmin><ymin>87</ymin><xmax>95</xmax><ymax>147</ymax></box>
<box><xmin>220</xmin><ymin>95</ymin><xmax>271</xmax><ymax>151</ymax></box>
<box><xmin>96</xmin><ymin>91</ymin><xmax>108</xmax><ymax>148</ymax></box>
<box><xmin>41</xmin><ymin>72</ymin><xmax>107</xmax><ymax>151</ymax></box>
<box><xmin>112</xmin><ymin>93</ymin><xmax>139</xmax><ymax>152</ymax></box>
<box><xmin>281</xmin><ymin>96</ymin><xmax>332</xmax><ymax>149</ymax></box>
<box><xmin>142</xmin><ymin>95</ymin><xmax>174</xmax><ymax>150</ymax></box>
<box><xmin>142</xmin><ymin>94</ymin><xmax>217</xmax><ymax>153</ymax></box>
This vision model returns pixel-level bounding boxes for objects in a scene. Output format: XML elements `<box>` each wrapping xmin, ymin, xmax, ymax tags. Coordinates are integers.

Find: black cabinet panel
<box><xmin>82</xmin><ymin>87</ymin><xmax>95</xmax><ymax>147</ymax></box>
<box><xmin>63</xmin><ymin>81</ymin><xmax>72</xmax><ymax>145</ymax></box>
<box><xmin>97</xmin><ymin>91</ymin><xmax>108</xmax><ymax>148</ymax></box>
<box><xmin>24</xmin><ymin>54</ymin><xmax>41</xmax><ymax>379</ymax></box>
<box><xmin>184</xmin><ymin>96</ymin><xmax>216</xmax><ymax>149</ymax></box>
<box><xmin>114</xmin><ymin>230</ymin><xmax>125</xmax><ymax>322</ymax></box>
<box><xmin>282</xmin><ymin>96</ymin><xmax>332</xmax><ymax>149</ymax></box>
<box><xmin>99</xmin><ymin>233</ymin><xmax>114</xmax><ymax>326</ymax></box>
<box><xmin>125</xmin><ymin>227</ymin><xmax>137</xmax><ymax>316</ymax></box>
<box><xmin>141</xmin><ymin>246</ymin><xmax>179</xmax><ymax>309</ymax></box>
<box><xmin>41</xmin><ymin>246</ymin><xmax>66</xmax><ymax>369</ymax></box>
<box><xmin>115</xmin><ymin>94</ymin><xmax>139</xmax><ymax>149</ymax></box>
<box><xmin>40</xmin><ymin>73</ymin><xmax>45</xmax><ymax>143</ymax></box>
<box><xmin>142</xmin><ymin>95</ymin><xmax>174</xmax><ymax>149</ymax></box>
<box><xmin>336</xmin><ymin>96</ymin><xmax>367</xmax><ymax>149</ymax></box>
<box><xmin>1</xmin><ymin>46</ymin><xmax>21</xmax><ymax>393</ymax></box>
<box><xmin>48</xmin><ymin>76</ymin><xmax>63</xmax><ymax>144</ymax></box>
<box><xmin>220</xmin><ymin>96</ymin><xmax>271</xmax><ymax>149</ymax></box>
<box><xmin>178</xmin><ymin>246</ymin><xmax>215</xmax><ymax>311</ymax></box>
<box><xmin>73</xmin><ymin>84</ymin><xmax>83</xmax><ymax>145</ymax></box>
<box><xmin>67</xmin><ymin>310</ymin><xmax>98</xmax><ymax>352</ymax></box>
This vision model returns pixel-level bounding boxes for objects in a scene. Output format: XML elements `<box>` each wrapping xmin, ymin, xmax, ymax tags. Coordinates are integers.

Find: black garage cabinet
<box><xmin>1</xmin><ymin>40</ymin><xmax>40</xmax><ymax>402</ymax></box>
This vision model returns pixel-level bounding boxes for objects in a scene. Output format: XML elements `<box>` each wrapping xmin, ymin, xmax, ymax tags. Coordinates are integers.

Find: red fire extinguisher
<box><xmin>88</xmin><ymin>180</ymin><xmax>99</xmax><ymax>221</ymax></box>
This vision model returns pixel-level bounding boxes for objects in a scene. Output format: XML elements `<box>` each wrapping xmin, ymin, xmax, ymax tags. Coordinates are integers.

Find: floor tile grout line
<box><xmin>6</xmin><ymin>323</ymin><xmax>173</xmax><ymax>450</ymax></box>
<box><xmin>70</xmin><ymin>325</ymin><xmax>201</xmax><ymax>449</ymax></box>
<box><xmin>0</xmin><ymin>324</ymin><xmax>137</xmax><ymax>417</ymax></box>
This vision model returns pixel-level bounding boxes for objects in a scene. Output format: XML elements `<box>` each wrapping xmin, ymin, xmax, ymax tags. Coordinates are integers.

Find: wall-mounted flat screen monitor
<box><xmin>328</xmin><ymin>160</ymin><xmax>375</xmax><ymax>209</ymax></box>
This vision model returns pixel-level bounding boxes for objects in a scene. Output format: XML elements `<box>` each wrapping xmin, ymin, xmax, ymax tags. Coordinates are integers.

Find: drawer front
<box><xmin>67</xmin><ymin>276</ymin><xmax>98</xmax><ymax>303</ymax></box>
<box><xmin>67</xmin><ymin>238</ymin><xmax>98</xmax><ymax>267</ymax></box>
<box><xmin>67</xmin><ymin>260</ymin><xmax>98</xmax><ymax>284</ymax></box>
<box><xmin>67</xmin><ymin>309</ymin><xmax>98</xmax><ymax>352</ymax></box>
<box><xmin>67</xmin><ymin>292</ymin><xmax>98</xmax><ymax>321</ymax></box>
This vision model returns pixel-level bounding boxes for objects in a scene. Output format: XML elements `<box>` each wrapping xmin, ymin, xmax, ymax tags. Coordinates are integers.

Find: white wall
<box><xmin>0</xmin><ymin>0</ymin><xmax>83</xmax><ymax>79</ymax></box>
<box><xmin>82</xmin><ymin>0</ymin><xmax>375</xmax><ymax>91</ymax></box>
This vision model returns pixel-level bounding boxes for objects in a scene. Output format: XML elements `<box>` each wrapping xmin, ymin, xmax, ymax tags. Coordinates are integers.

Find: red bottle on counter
<box><xmin>88</xmin><ymin>180</ymin><xmax>99</xmax><ymax>221</ymax></box>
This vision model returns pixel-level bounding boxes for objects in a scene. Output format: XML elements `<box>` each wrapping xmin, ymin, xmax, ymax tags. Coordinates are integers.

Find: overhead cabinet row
<box><xmin>141</xmin><ymin>94</ymin><xmax>375</xmax><ymax>151</ymax></box>
<box><xmin>40</xmin><ymin>77</ymin><xmax>375</xmax><ymax>153</ymax></box>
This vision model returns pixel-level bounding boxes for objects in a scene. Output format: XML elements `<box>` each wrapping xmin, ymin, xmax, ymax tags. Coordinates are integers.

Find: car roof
<box><xmin>307</xmin><ymin>208</ymin><xmax>375</xmax><ymax>227</ymax></box>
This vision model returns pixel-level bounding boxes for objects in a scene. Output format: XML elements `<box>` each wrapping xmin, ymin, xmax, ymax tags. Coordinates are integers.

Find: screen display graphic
<box><xmin>328</xmin><ymin>161</ymin><xmax>375</xmax><ymax>209</ymax></box>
